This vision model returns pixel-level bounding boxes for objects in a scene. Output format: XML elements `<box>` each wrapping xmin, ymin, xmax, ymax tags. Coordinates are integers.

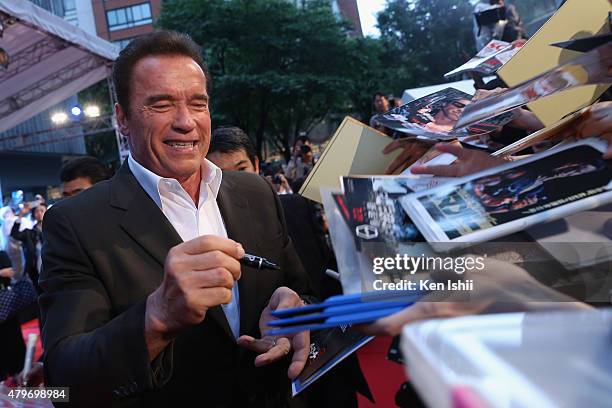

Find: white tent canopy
<box><xmin>0</xmin><ymin>0</ymin><xmax>119</xmax><ymax>134</ymax></box>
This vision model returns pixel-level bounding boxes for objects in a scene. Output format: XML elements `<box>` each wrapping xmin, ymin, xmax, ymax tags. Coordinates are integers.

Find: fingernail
<box><xmin>236</xmin><ymin>243</ymin><xmax>245</xmax><ymax>258</ymax></box>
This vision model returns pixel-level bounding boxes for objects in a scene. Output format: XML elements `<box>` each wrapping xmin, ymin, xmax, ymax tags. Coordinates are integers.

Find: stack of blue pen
<box><xmin>267</xmin><ymin>290</ymin><xmax>425</xmax><ymax>335</ymax></box>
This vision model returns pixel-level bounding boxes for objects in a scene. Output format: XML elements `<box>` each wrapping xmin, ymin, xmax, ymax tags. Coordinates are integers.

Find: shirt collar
<box><xmin>128</xmin><ymin>154</ymin><xmax>223</xmax><ymax>209</ymax></box>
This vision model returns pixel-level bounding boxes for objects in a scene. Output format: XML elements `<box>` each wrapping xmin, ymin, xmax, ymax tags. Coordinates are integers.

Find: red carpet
<box><xmin>17</xmin><ymin>321</ymin><xmax>409</xmax><ymax>407</ymax></box>
<box><xmin>20</xmin><ymin>319</ymin><xmax>43</xmax><ymax>362</ymax></box>
<box><xmin>357</xmin><ymin>336</ymin><xmax>407</xmax><ymax>407</ymax></box>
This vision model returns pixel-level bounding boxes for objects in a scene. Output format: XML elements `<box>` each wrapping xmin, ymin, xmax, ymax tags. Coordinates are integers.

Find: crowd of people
<box><xmin>0</xmin><ymin>1</ymin><xmax>610</xmax><ymax>405</ymax></box>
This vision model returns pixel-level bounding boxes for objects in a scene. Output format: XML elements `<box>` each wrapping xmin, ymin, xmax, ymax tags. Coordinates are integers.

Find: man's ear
<box><xmin>115</xmin><ymin>103</ymin><xmax>130</xmax><ymax>136</ymax></box>
<box><xmin>255</xmin><ymin>156</ymin><xmax>260</xmax><ymax>174</ymax></box>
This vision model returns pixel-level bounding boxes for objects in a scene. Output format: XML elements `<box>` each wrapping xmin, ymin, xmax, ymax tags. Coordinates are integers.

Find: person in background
<box><xmin>60</xmin><ymin>156</ymin><xmax>111</xmax><ymax>198</ymax></box>
<box><xmin>10</xmin><ymin>204</ymin><xmax>46</xmax><ymax>294</ymax></box>
<box><xmin>473</xmin><ymin>0</ymin><xmax>526</xmax><ymax>50</ymax></box>
<box><xmin>285</xmin><ymin>145</ymin><xmax>314</xmax><ymax>181</ymax></box>
<box><xmin>369</xmin><ymin>92</ymin><xmax>390</xmax><ymax>131</ymax></box>
<box><xmin>208</xmin><ymin>127</ymin><xmax>260</xmax><ymax>173</ymax></box>
<box><xmin>388</xmin><ymin>95</ymin><xmax>403</xmax><ymax>108</ymax></box>
<box><xmin>0</xmin><ymin>251</ymin><xmax>27</xmax><ymax>381</ymax></box>
<box><xmin>268</xmin><ymin>173</ymin><xmax>294</xmax><ymax>195</ymax></box>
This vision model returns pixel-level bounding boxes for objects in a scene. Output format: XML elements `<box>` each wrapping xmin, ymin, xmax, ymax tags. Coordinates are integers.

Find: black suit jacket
<box><xmin>40</xmin><ymin>163</ymin><xmax>311</xmax><ymax>407</ymax></box>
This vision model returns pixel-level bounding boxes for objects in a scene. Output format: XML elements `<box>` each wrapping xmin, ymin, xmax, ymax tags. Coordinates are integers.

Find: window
<box><xmin>106</xmin><ymin>3</ymin><xmax>152</xmax><ymax>32</ymax></box>
<box><xmin>63</xmin><ymin>0</ymin><xmax>78</xmax><ymax>26</ymax></box>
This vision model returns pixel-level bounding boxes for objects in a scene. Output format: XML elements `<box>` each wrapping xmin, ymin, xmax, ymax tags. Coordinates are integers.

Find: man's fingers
<box><xmin>239</xmin><ymin>337</ymin><xmax>292</xmax><ymax>367</ymax></box>
<box><xmin>196</xmin><ymin>286</ymin><xmax>233</xmax><ymax>307</ymax></box>
<box><xmin>385</xmin><ymin>142</ymin><xmax>427</xmax><ymax>174</ymax></box>
<box><xmin>601</xmin><ymin>133</ymin><xmax>612</xmax><ymax>159</ymax></box>
<box><xmin>186</xmin><ymin>250</ymin><xmax>242</xmax><ymax>280</ymax></box>
<box><xmin>382</xmin><ymin>139</ymin><xmax>405</xmax><ymax>154</ymax></box>
<box><xmin>385</xmin><ymin>148</ymin><xmax>414</xmax><ymax>174</ymax></box>
<box><xmin>270</xmin><ymin>287</ymin><xmax>302</xmax><ymax>310</ymax></box>
<box><xmin>411</xmin><ymin>163</ymin><xmax>458</xmax><ymax>177</ymax></box>
<box><xmin>288</xmin><ymin>331</ymin><xmax>310</xmax><ymax>379</ymax></box>
<box><xmin>184</xmin><ymin>268</ymin><xmax>235</xmax><ymax>289</ymax></box>
<box><xmin>237</xmin><ymin>335</ymin><xmax>276</xmax><ymax>354</ymax></box>
<box><xmin>434</xmin><ymin>142</ymin><xmax>468</xmax><ymax>159</ymax></box>
<box><xmin>181</xmin><ymin>235</ymin><xmax>245</xmax><ymax>259</ymax></box>
<box><xmin>579</xmin><ymin>117</ymin><xmax>612</xmax><ymax>138</ymax></box>
<box><xmin>357</xmin><ymin>306</ymin><xmax>420</xmax><ymax>337</ymax></box>
<box><xmin>267</xmin><ymin>287</ymin><xmax>302</xmax><ymax>311</ymax></box>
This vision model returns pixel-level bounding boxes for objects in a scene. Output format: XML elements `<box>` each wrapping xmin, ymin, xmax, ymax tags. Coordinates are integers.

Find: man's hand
<box><xmin>144</xmin><ymin>235</ymin><xmax>245</xmax><ymax>360</ymax></box>
<box><xmin>16</xmin><ymin>362</ymin><xmax>45</xmax><ymax>387</ymax></box>
<box><xmin>18</xmin><ymin>203</ymin><xmax>30</xmax><ymax>218</ymax></box>
<box><xmin>565</xmin><ymin>102</ymin><xmax>612</xmax><ymax>159</ymax></box>
<box><xmin>359</xmin><ymin>302</ymin><xmax>489</xmax><ymax>337</ymax></box>
<box><xmin>0</xmin><ymin>266</ymin><xmax>14</xmax><ymax>278</ymax></box>
<box><xmin>410</xmin><ymin>142</ymin><xmax>508</xmax><ymax>177</ymax></box>
<box><xmin>382</xmin><ymin>138</ymin><xmax>435</xmax><ymax>174</ymax></box>
<box><xmin>358</xmin><ymin>257</ymin><xmax>591</xmax><ymax>337</ymax></box>
<box><xmin>237</xmin><ymin>287</ymin><xmax>309</xmax><ymax>380</ymax></box>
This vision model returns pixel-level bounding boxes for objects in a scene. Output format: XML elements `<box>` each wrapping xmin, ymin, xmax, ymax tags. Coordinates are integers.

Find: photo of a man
<box><xmin>375</xmin><ymin>88</ymin><xmax>514</xmax><ymax>140</ymax></box>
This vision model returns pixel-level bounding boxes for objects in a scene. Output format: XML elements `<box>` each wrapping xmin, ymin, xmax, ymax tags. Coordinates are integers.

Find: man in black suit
<box><xmin>40</xmin><ymin>31</ymin><xmax>311</xmax><ymax>407</ymax></box>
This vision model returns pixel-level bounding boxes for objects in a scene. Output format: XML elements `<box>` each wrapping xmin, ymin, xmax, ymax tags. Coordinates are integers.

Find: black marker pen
<box><xmin>241</xmin><ymin>253</ymin><xmax>280</xmax><ymax>270</ymax></box>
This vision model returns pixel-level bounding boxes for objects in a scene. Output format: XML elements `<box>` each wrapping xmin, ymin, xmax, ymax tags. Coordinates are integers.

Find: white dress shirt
<box><xmin>128</xmin><ymin>155</ymin><xmax>240</xmax><ymax>338</ymax></box>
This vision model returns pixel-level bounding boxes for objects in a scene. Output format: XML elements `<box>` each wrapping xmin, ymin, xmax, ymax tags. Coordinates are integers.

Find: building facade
<box><xmin>91</xmin><ymin>0</ymin><xmax>161</xmax><ymax>49</ymax></box>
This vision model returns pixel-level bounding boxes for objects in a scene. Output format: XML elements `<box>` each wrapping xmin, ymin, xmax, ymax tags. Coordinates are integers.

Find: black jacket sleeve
<box><xmin>39</xmin><ymin>206</ymin><xmax>170</xmax><ymax>406</ymax></box>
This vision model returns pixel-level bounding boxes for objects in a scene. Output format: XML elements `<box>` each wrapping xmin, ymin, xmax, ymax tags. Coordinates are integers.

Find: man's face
<box><xmin>62</xmin><ymin>176</ymin><xmax>93</xmax><ymax>198</ymax></box>
<box><xmin>443</xmin><ymin>99</ymin><xmax>470</xmax><ymax>122</ymax></box>
<box><xmin>34</xmin><ymin>205</ymin><xmax>46</xmax><ymax>222</ymax></box>
<box><xmin>207</xmin><ymin>149</ymin><xmax>259</xmax><ymax>174</ymax></box>
<box><xmin>374</xmin><ymin>95</ymin><xmax>389</xmax><ymax>113</ymax></box>
<box><xmin>116</xmin><ymin>55</ymin><xmax>211</xmax><ymax>181</ymax></box>
<box><xmin>302</xmin><ymin>151</ymin><xmax>313</xmax><ymax>164</ymax></box>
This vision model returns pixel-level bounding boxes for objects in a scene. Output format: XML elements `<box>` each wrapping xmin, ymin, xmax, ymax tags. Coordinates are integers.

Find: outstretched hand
<box><xmin>563</xmin><ymin>102</ymin><xmax>612</xmax><ymax>159</ymax></box>
<box><xmin>237</xmin><ymin>287</ymin><xmax>310</xmax><ymax>379</ymax></box>
<box><xmin>410</xmin><ymin>142</ymin><xmax>508</xmax><ymax>177</ymax></box>
<box><xmin>382</xmin><ymin>138</ymin><xmax>435</xmax><ymax>174</ymax></box>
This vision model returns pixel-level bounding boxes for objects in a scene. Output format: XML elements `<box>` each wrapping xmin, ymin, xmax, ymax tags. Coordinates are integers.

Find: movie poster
<box><xmin>417</xmin><ymin>145</ymin><xmax>612</xmax><ymax>239</ymax></box>
<box><xmin>340</xmin><ymin>177</ymin><xmax>423</xmax><ymax>248</ymax></box>
<box><xmin>376</xmin><ymin>88</ymin><xmax>515</xmax><ymax>142</ymax></box>
<box><xmin>444</xmin><ymin>39</ymin><xmax>525</xmax><ymax>78</ymax></box>
<box><xmin>292</xmin><ymin>326</ymin><xmax>372</xmax><ymax>395</ymax></box>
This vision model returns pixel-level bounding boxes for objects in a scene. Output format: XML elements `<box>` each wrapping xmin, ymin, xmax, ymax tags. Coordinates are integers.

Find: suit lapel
<box><xmin>110</xmin><ymin>162</ymin><xmax>236</xmax><ymax>341</ymax></box>
<box><xmin>111</xmin><ymin>163</ymin><xmax>181</xmax><ymax>268</ymax></box>
<box><xmin>217</xmin><ymin>174</ymin><xmax>260</xmax><ymax>336</ymax></box>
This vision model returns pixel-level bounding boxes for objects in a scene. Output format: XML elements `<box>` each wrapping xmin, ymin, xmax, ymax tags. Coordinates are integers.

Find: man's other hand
<box><xmin>237</xmin><ymin>286</ymin><xmax>309</xmax><ymax>380</ymax></box>
<box><xmin>410</xmin><ymin>142</ymin><xmax>508</xmax><ymax>177</ymax></box>
<box><xmin>566</xmin><ymin>102</ymin><xmax>612</xmax><ymax>159</ymax></box>
<box><xmin>16</xmin><ymin>362</ymin><xmax>45</xmax><ymax>387</ymax></box>
<box><xmin>145</xmin><ymin>235</ymin><xmax>244</xmax><ymax>356</ymax></box>
<box><xmin>382</xmin><ymin>138</ymin><xmax>435</xmax><ymax>174</ymax></box>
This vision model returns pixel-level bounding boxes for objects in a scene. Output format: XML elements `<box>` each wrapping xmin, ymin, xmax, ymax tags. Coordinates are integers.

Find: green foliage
<box><xmin>157</xmin><ymin>0</ymin><xmax>364</xmax><ymax>158</ymax></box>
<box><xmin>376</xmin><ymin>0</ymin><xmax>477</xmax><ymax>90</ymax></box>
<box><xmin>153</xmin><ymin>0</ymin><xmax>486</xmax><ymax>158</ymax></box>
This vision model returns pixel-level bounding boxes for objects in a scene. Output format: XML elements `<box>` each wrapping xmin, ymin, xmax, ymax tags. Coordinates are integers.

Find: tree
<box><xmin>157</xmin><ymin>0</ymin><xmax>364</xmax><ymax>159</ymax></box>
<box><xmin>377</xmin><ymin>0</ymin><xmax>477</xmax><ymax>91</ymax></box>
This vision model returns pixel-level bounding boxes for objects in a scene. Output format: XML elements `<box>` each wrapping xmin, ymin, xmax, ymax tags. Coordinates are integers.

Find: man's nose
<box><xmin>172</xmin><ymin>104</ymin><xmax>196</xmax><ymax>132</ymax></box>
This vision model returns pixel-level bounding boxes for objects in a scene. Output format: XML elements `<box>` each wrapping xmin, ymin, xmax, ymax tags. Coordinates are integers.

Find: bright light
<box><xmin>83</xmin><ymin>105</ymin><xmax>101</xmax><ymax>118</ymax></box>
<box><xmin>51</xmin><ymin>112</ymin><xmax>68</xmax><ymax>125</ymax></box>
<box><xmin>71</xmin><ymin>106</ymin><xmax>82</xmax><ymax>116</ymax></box>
